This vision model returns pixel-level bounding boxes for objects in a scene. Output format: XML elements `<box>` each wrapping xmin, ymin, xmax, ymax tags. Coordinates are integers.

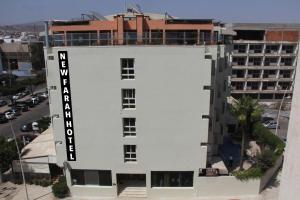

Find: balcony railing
<box><xmin>50</xmin><ymin>32</ymin><xmax>224</xmax><ymax>47</ymax></box>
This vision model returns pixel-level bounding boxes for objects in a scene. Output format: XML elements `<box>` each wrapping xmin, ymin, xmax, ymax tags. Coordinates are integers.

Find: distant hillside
<box><xmin>0</xmin><ymin>21</ymin><xmax>44</xmax><ymax>33</ymax></box>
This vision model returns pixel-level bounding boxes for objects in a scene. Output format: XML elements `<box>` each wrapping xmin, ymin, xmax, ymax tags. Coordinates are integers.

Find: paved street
<box><xmin>0</xmin><ymin>100</ymin><xmax>50</xmax><ymax>138</ymax></box>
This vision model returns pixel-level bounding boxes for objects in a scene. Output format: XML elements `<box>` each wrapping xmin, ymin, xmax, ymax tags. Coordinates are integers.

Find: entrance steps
<box><xmin>118</xmin><ymin>187</ymin><xmax>147</xmax><ymax>198</ymax></box>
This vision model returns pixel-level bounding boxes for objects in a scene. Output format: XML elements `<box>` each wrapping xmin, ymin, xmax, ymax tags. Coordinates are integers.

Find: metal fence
<box><xmin>50</xmin><ymin>31</ymin><xmax>224</xmax><ymax>46</ymax></box>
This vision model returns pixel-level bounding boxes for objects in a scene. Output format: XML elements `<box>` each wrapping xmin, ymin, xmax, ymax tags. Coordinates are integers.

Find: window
<box><xmin>85</xmin><ymin>170</ymin><xmax>100</xmax><ymax>185</ymax></box>
<box><xmin>151</xmin><ymin>171</ymin><xmax>193</xmax><ymax>187</ymax></box>
<box><xmin>249</xmin><ymin>44</ymin><xmax>263</xmax><ymax>53</ymax></box>
<box><xmin>99</xmin><ymin>170</ymin><xmax>112</xmax><ymax>186</ymax></box>
<box><xmin>123</xmin><ymin>118</ymin><xmax>136</xmax><ymax>136</ymax></box>
<box><xmin>265</xmin><ymin>45</ymin><xmax>279</xmax><ymax>54</ymax></box>
<box><xmin>71</xmin><ymin>170</ymin><xmax>112</xmax><ymax>186</ymax></box>
<box><xmin>232</xmin><ymin>57</ymin><xmax>246</xmax><ymax>66</ymax></box>
<box><xmin>264</xmin><ymin>57</ymin><xmax>278</xmax><ymax>66</ymax></box>
<box><xmin>282</xmin><ymin>45</ymin><xmax>295</xmax><ymax>54</ymax></box>
<box><xmin>124</xmin><ymin>145</ymin><xmax>137</xmax><ymax>162</ymax></box>
<box><xmin>71</xmin><ymin>170</ymin><xmax>85</xmax><ymax>185</ymax></box>
<box><xmin>122</xmin><ymin>89</ymin><xmax>135</xmax><ymax>109</ymax></box>
<box><xmin>248</xmin><ymin>57</ymin><xmax>262</xmax><ymax>66</ymax></box>
<box><xmin>121</xmin><ymin>58</ymin><xmax>135</xmax><ymax>79</ymax></box>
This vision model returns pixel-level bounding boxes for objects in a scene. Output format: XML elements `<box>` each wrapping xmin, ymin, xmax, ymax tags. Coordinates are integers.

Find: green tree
<box><xmin>230</xmin><ymin>96</ymin><xmax>262</xmax><ymax>170</ymax></box>
<box><xmin>0</xmin><ymin>137</ymin><xmax>23</xmax><ymax>173</ymax></box>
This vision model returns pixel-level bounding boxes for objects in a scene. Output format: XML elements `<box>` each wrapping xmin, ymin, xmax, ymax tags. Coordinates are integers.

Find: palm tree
<box><xmin>230</xmin><ymin>96</ymin><xmax>262</xmax><ymax>170</ymax></box>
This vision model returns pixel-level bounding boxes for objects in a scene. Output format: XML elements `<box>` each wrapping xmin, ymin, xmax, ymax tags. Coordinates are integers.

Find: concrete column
<box><xmin>97</xmin><ymin>30</ymin><xmax>100</xmax><ymax>45</ymax></box>
<box><xmin>259</xmin><ymin>81</ymin><xmax>263</xmax><ymax>91</ymax></box>
<box><xmin>64</xmin><ymin>31</ymin><xmax>67</xmax><ymax>46</ymax></box>
<box><xmin>243</xmin><ymin>81</ymin><xmax>247</xmax><ymax>91</ymax></box>
<box><xmin>246</xmin><ymin>43</ymin><xmax>250</xmax><ymax>54</ymax></box>
<box><xmin>136</xmin><ymin>14</ymin><xmax>144</xmax><ymax>44</ymax></box>
<box><xmin>279</xmin><ymin>43</ymin><xmax>283</xmax><ymax>54</ymax></box>
<box><xmin>163</xmin><ymin>29</ymin><xmax>166</xmax><ymax>45</ymax></box>
<box><xmin>197</xmin><ymin>29</ymin><xmax>200</xmax><ymax>45</ymax></box>
<box><xmin>110</xmin><ymin>30</ymin><xmax>114</xmax><ymax>45</ymax></box>
<box><xmin>262</xmin><ymin>43</ymin><xmax>266</xmax><ymax>54</ymax></box>
<box><xmin>116</xmin><ymin>15</ymin><xmax>124</xmax><ymax>45</ymax></box>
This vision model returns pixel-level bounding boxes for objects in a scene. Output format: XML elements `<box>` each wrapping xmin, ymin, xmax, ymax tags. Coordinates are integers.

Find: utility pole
<box><xmin>8</xmin><ymin>60</ymin><xmax>30</xmax><ymax>200</ymax></box>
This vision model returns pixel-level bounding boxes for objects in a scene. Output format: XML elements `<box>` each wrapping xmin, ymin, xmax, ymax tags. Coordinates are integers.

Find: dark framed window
<box><xmin>121</xmin><ymin>58</ymin><xmax>135</xmax><ymax>79</ymax></box>
<box><xmin>151</xmin><ymin>171</ymin><xmax>193</xmax><ymax>187</ymax></box>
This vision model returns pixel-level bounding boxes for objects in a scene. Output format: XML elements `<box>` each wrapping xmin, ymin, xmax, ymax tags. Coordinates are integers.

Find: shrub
<box><xmin>52</xmin><ymin>176</ymin><xmax>69</xmax><ymax>198</ymax></box>
<box><xmin>40</xmin><ymin>179</ymin><xmax>51</xmax><ymax>187</ymax></box>
<box><xmin>253</xmin><ymin>123</ymin><xmax>285</xmax><ymax>155</ymax></box>
<box><xmin>256</xmin><ymin>150</ymin><xmax>276</xmax><ymax>172</ymax></box>
<box><xmin>234</xmin><ymin>167</ymin><xmax>263</xmax><ymax>181</ymax></box>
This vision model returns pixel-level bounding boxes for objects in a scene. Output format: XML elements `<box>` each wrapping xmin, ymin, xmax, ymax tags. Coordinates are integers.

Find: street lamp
<box><xmin>8</xmin><ymin>58</ymin><xmax>30</xmax><ymax>200</ymax></box>
<box><xmin>275</xmin><ymin>80</ymin><xmax>294</xmax><ymax>136</ymax></box>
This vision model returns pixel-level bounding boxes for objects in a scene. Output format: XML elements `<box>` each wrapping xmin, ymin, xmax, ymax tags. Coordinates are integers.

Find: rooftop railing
<box><xmin>50</xmin><ymin>32</ymin><xmax>229</xmax><ymax>47</ymax></box>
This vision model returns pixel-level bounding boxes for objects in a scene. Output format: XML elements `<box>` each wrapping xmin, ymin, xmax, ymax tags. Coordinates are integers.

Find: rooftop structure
<box><xmin>49</xmin><ymin>12</ymin><xmax>232</xmax><ymax>47</ymax></box>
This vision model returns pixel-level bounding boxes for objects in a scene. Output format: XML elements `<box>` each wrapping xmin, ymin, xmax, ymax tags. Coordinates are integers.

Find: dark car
<box><xmin>20</xmin><ymin>121</ymin><xmax>39</xmax><ymax>132</ymax></box>
<box><xmin>0</xmin><ymin>114</ymin><xmax>8</xmax><ymax>124</ymax></box>
<box><xmin>20</xmin><ymin>123</ymin><xmax>33</xmax><ymax>132</ymax></box>
<box><xmin>10</xmin><ymin>107</ymin><xmax>22</xmax><ymax>116</ymax></box>
<box><xmin>16</xmin><ymin>104</ymin><xmax>29</xmax><ymax>112</ymax></box>
<box><xmin>23</xmin><ymin>99</ymin><xmax>35</xmax><ymax>108</ymax></box>
<box><xmin>0</xmin><ymin>100</ymin><xmax>7</xmax><ymax>107</ymax></box>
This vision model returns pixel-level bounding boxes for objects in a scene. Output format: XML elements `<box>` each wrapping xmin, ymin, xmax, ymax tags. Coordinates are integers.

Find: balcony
<box><xmin>50</xmin><ymin>31</ymin><xmax>221</xmax><ymax>47</ymax></box>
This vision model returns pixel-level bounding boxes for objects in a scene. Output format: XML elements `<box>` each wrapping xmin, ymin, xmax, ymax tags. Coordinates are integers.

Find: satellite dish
<box><xmin>127</xmin><ymin>3</ymin><xmax>142</xmax><ymax>14</ymax></box>
<box><xmin>89</xmin><ymin>11</ymin><xmax>108</xmax><ymax>21</ymax></box>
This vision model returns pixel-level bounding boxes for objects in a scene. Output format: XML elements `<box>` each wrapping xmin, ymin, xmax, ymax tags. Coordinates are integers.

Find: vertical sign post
<box><xmin>58</xmin><ymin>51</ymin><xmax>76</xmax><ymax>161</ymax></box>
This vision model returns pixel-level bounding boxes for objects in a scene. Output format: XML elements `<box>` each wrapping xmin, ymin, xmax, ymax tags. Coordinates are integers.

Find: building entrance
<box><xmin>117</xmin><ymin>174</ymin><xmax>146</xmax><ymax>197</ymax></box>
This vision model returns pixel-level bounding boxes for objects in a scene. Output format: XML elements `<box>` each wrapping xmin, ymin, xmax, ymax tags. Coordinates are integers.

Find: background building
<box><xmin>46</xmin><ymin>11</ymin><xmax>232</xmax><ymax>198</ymax></box>
<box><xmin>0</xmin><ymin>41</ymin><xmax>45</xmax><ymax>77</ymax></box>
<box><xmin>229</xmin><ymin>23</ymin><xmax>300</xmax><ymax>102</ymax></box>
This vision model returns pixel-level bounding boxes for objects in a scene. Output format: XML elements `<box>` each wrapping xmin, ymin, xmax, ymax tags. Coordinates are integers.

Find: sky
<box><xmin>1</xmin><ymin>0</ymin><xmax>300</xmax><ymax>25</ymax></box>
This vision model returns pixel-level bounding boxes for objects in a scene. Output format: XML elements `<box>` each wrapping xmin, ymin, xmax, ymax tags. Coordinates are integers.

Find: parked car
<box><xmin>5</xmin><ymin>111</ymin><xmax>15</xmax><ymax>120</ymax></box>
<box><xmin>35</xmin><ymin>92</ymin><xmax>48</xmax><ymax>100</ymax></box>
<box><xmin>31</xmin><ymin>96</ymin><xmax>40</xmax><ymax>105</ymax></box>
<box><xmin>261</xmin><ymin>116</ymin><xmax>274</xmax><ymax>123</ymax></box>
<box><xmin>16</xmin><ymin>104</ymin><xmax>29</xmax><ymax>112</ymax></box>
<box><xmin>21</xmin><ymin>99</ymin><xmax>35</xmax><ymax>108</ymax></box>
<box><xmin>10</xmin><ymin>107</ymin><xmax>22</xmax><ymax>116</ymax></box>
<box><xmin>0</xmin><ymin>100</ymin><xmax>7</xmax><ymax>107</ymax></box>
<box><xmin>20</xmin><ymin>121</ymin><xmax>39</xmax><ymax>132</ymax></box>
<box><xmin>0</xmin><ymin>114</ymin><xmax>8</xmax><ymax>124</ymax></box>
<box><xmin>12</xmin><ymin>94</ymin><xmax>21</xmax><ymax>101</ymax></box>
<box><xmin>263</xmin><ymin>121</ymin><xmax>280</xmax><ymax>129</ymax></box>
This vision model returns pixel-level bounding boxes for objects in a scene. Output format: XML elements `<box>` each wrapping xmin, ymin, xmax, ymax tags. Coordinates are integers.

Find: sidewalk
<box><xmin>11</xmin><ymin>183</ymin><xmax>54</xmax><ymax>200</ymax></box>
<box><xmin>2</xmin><ymin>172</ymin><xmax>280</xmax><ymax>200</ymax></box>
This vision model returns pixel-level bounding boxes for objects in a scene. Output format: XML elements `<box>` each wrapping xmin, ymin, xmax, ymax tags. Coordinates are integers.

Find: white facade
<box><xmin>46</xmin><ymin>45</ymin><xmax>228</xmax><ymax>198</ymax></box>
<box><xmin>279</xmin><ymin>43</ymin><xmax>300</xmax><ymax>200</ymax></box>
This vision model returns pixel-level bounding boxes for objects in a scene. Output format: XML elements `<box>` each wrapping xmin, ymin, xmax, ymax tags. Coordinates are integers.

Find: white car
<box><xmin>12</xmin><ymin>94</ymin><xmax>21</xmax><ymax>100</ymax></box>
<box><xmin>263</xmin><ymin>121</ymin><xmax>280</xmax><ymax>129</ymax></box>
<box><xmin>5</xmin><ymin>112</ymin><xmax>15</xmax><ymax>120</ymax></box>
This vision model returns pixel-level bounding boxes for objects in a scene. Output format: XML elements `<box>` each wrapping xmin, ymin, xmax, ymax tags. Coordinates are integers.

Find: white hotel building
<box><xmin>45</xmin><ymin>12</ymin><xmax>233</xmax><ymax>198</ymax></box>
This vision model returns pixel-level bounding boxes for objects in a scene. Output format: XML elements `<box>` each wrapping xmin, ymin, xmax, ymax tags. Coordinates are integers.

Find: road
<box><xmin>263</xmin><ymin>109</ymin><xmax>290</xmax><ymax>140</ymax></box>
<box><xmin>0</xmin><ymin>100</ymin><xmax>50</xmax><ymax>138</ymax></box>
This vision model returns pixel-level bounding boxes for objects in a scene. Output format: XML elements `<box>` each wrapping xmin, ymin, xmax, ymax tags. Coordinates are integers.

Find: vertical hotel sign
<box><xmin>58</xmin><ymin>51</ymin><xmax>76</xmax><ymax>161</ymax></box>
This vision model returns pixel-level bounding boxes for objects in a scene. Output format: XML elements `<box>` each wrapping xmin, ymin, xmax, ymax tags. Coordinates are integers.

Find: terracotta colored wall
<box><xmin>51</xmin><ymin>16</ymin><xmax>214</xmax><ymax>33</ymax></box>
<box><xmin>266</xmin><ymin>31</ymin><xmax>299</xmax><ymax>42</ymax></box>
